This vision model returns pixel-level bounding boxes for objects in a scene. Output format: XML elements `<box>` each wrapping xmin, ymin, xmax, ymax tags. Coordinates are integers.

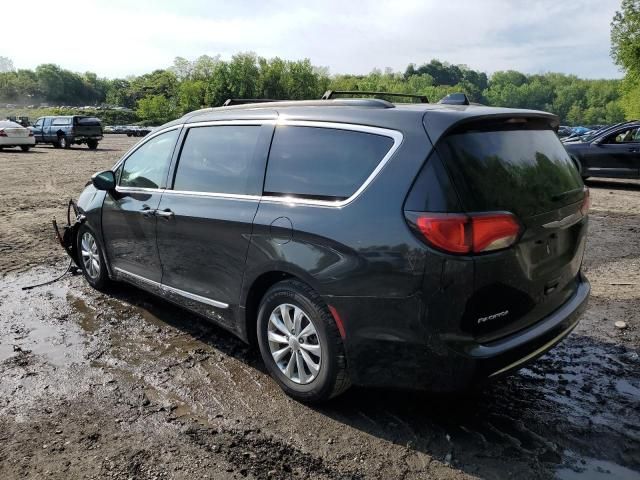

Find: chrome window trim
<box><xmin>263</xmin><ymin>120</ymin><xmax>403</xmax><ymax>208</ymax></box>
<box><xmin>115</xmin><ymin>186</ymin><xmax>164</xmax><ymax>194</ymax></box>
<box><xmin>114</xmin><ymin>267</ymin><xmax>229</xmax><ymax>309</ymax></box>
<box><xmin>164</xmin><ymin>119</ymin><xmax>403</xmax><ymax>208</ymax></box>
<box><xmin>111</xmin><ymin>120</ymin><xmax>403</xmax><ymax>207</ymax></box>
<box><xmin>164</xmin><ymin>190</ymin><xmax>261</xmax><ymax>201</ymax></box>
<box><xmin>185</xmin><ymin>119</ymin><xmax>275</xmax><ymax>128</ymax></box>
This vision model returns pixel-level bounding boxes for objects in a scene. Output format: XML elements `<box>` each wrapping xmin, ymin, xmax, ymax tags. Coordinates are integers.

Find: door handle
<box><xmin>155</xmin><ymin>209</ymin><xmax>174</xmax><ymax>219</ymax></box>
<box><xmin>139</xmin><ymin>205</ymin><xmax>154</xmax><ymax>218</ymax></box>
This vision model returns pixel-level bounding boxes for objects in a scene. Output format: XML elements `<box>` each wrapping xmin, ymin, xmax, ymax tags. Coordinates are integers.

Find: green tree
<box><xmin>611</xmin><ymin>0</ymin><xmax>640</xmax><ymax>118</ymax></box>
<box><xmin>136</xmin><ymin>95</ymin><xmax>177</xmax><ymax>125</ymax></box>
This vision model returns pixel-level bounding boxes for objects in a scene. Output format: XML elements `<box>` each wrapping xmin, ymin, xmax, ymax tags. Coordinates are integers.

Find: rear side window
<box><xmin>52</xmin><ymin>117</ymin><xmax>71</xmax><ymax>126</ymax></box>
<box><xmin>438</xmin><ymin>127</ymin><xmax>583</xmax><ymax>218</ymax></box>
<box><xmin>173</xmin><ymin>126</ymin><xmax>262</xmax><ymax>195</ymax></box>
<box><xmin>264</xmin><ymin>126</ymin><xmax>394</xmax><ymax>200</ymax></box>
<box><xmin>75</xmin><ymin>117</ymin><xmax>101</xmax><ymax>126</ymax></box>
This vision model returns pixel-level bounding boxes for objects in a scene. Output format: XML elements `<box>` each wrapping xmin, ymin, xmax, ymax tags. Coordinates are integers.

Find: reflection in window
<box><xmin>264</xmin><ymin>126</ymin><xmax>394</xmax><ymax>199</ymax></box>
<box><xmin>120</xmin><ymin>129</ymin><xmax>179</xmax><ymax>189</ymax></box>
<box><xmin>173</xmin><ymin>126</ymin><xmax>262</xmax><ymax>194</ymax></box>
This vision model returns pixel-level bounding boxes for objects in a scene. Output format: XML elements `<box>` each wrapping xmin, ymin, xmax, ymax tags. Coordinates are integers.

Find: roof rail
<box><xmin>321</xmin><ymin>90</ymin><xmax>429</xmax><ymax>103</ymax></box>
<box><xmin>213</xmin><ymin>98</ymin><xmax>395</xmax><ymax>110</ymax></box>
<box><xmin>222</xmin><ymin>98</ymin><xmax>278</xmax><ymax>106</ymax></box>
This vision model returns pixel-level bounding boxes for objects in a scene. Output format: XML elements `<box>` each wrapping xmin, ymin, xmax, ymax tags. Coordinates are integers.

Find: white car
<box><xmin>0</xmin><ymin>120</ymin><xmax>36</xmax><ymax>152</ymax></box>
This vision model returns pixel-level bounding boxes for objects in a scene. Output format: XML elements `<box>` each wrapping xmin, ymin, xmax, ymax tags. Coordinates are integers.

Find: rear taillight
<box><xmin>0</xmin><ymin>130</ymin><xmax>6</xmax><ymax>137</ymax></box>
<box><xmin>28</xmin><ymin>130</ymin><xmax>34</xmax><ymax>137</ymax></box>
<box><xmin>580</xmin><ymin>188</ymin><xmax>590</xmax><ymax>216</ymax></box>
<box><xmin>412</xmin><ymin>212</ymin><xmax>521</xmax><ymax>254</ymax></box>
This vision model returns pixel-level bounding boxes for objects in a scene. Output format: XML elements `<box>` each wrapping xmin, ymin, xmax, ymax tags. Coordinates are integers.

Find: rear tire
<box><xmin>77</xmin><ymin>225</ymin><xmax>111</xmax><ymax>290</ymax></box>
<box><xmin>20</xmin><ymin>146</ymin><xmax>30</xmax><ymax>152</ymax></box>
<box><xmin>87</xmin><ymin>140</ymin><xmax>98</xmax><ymax>150</ymax></box>
<box><xmin>257</xmin><ymin>280</ymin><xmax>350</xmax><ymax>403</ymax></box>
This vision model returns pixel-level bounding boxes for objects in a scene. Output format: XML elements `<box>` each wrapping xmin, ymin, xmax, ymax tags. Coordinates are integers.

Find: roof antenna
<box><xmin>438</xmin><ymin>93</ymin><xmax>470</xmax><ymax>105</ymax></box>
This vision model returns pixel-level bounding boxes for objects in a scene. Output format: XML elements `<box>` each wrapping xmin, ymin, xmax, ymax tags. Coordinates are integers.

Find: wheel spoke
<box><xmin>293</xmin><ymin>308</ymin><xmax>303</xmax><ymax>335</ymax></box>
<box><xmin>296</xmin><ymin>351</ymin><xmax>308</xmax><ymax>383</ymax></box>
<box><xmin>269</xmin><ymin>313</ymin><xmax>289</xmax><ymax>336</ymax></box>
<box><xmin>298</xmin><ymin>322</ymin><xmax>315</xmax><ymax>338</ymax></box>
<box><xmin>284</xmin><ymin>352</ymin><xmax>296</xmax><ymax>378</ymax></box>
<box><xmin>300</xmin><ymin>342</ymin><xmax>321</xmax><ymax>356</ymax></box>
<box><xmin>280</xmin><ymin>305</ymin><xmax>294</xmax><ymax>332</ymax></box>
<box><xmin>268</xmin><ymin>330</ymin><xmax>288</xmax><ymax>345</ymax></box>
<box><xmin>272</xmin><ymin>345</ymin><xmax>291</xmax><ymax>362</ymax></box>
<box><xmin>81</xmin><ymin>250</ymin><xmax>91</xmax><ymax>258</ymax></box>
<box><xmin>299</xmin><ymin>349</ymin><xmax>320</xmax><ymax>376</ymax></box>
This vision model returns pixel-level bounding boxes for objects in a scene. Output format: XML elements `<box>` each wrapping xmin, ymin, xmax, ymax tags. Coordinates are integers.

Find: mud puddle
<box><xmin>1</xmin><ymin>265</ymin><xmax>639</xmax><ymax>479</ymax></box>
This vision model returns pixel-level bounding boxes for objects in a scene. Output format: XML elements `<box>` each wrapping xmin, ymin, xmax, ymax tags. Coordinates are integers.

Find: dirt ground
<box><xmin>0</xmin><ymin>136</ymin><xmax>639</xmax><ymax>479</ymax></box>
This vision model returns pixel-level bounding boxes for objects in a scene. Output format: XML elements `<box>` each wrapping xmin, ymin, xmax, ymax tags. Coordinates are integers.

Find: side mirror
<box><xmin>92</xmin><ymin>170</ymin><xmax>116</xmax><ymax>191</ymax></box>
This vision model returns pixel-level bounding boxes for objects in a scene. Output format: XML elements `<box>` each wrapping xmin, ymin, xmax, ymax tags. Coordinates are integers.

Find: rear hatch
<box><xmin>426</xmin><ymin>116</ymin><xmax>588</xmax><ymax>341</ymax></box>
<box><xmin>73</xmin><ymin>117</ymin><xmax>103</xmax><ymax>137</ymax></box>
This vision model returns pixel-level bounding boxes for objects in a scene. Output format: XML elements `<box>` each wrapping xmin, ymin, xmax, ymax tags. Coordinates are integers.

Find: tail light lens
<box><xmin>580</xmin><ymin>188</ymin><xmax>590</xmax><ymax>216</ymax></box>
<box><xmin>28</xmin><ymin>130</ymin><xmax>34</xmax><ymax>137</ymax></box>
<box><xmin>412</xmin><ymin>212</ymin><xmax>521</xmax><ymax>254</ymax></box>
<box><xmin>0</xmin><ymin>130</ymin><xmax>6</xmax><ymax>137</ymax></box>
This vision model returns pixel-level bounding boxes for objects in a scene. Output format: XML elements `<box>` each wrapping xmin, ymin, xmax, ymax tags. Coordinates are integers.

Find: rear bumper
<box><xmin>70</xmin><ymin>136</ymin><xmax>103</xmax><ymax>143</ymax></box>
<box><xmin>0</xmin><ymin>137</ymin><xmax>35</xmax><ymax>147</ymax></box>
<box><xmin>336</xmin><ymin>273</ymin><xmax>590</xmax><ymax>391</ymax></box>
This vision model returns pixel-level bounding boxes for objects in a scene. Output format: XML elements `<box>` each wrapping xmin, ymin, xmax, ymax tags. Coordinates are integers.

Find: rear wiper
<box><xmin>552</xmin><ymin>187</ymin><xmax>584</xmax><ymax>201</ymax></box>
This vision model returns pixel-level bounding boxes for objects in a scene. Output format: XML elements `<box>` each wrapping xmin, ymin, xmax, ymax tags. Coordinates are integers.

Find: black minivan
<box><xmin>68</xmin><ymin>97</ymin><xmax>590</xmax><ymax>402</ymax></box>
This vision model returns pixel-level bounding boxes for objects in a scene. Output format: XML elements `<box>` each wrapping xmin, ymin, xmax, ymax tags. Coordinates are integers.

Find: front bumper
<box><xmin>335</xmin><ymin>273</ymin><xmax>590</xmax><ymax>391</ymax></box>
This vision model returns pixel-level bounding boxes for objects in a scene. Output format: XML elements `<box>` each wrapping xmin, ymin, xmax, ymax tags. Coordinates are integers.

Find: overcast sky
<box><xmin>3</xmin><ymin>0</ymin><xmax>623</xmax><ymax>79</ymax></box>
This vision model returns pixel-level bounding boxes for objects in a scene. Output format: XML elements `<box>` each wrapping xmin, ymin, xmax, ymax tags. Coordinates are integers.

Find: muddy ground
<box><xmin>0</xmin><ymin>136</ymin><xmax>639</xmax><ymax>479</ymax></box>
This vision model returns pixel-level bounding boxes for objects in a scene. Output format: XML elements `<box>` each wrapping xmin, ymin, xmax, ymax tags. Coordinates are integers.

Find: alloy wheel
<box><xmin>80</xmin><ymin>232</ymin><xmax>101</xmax><ymax>279</ymax></box>
<box><xmin>267</xmin><ymin>303</ymin><xmax>322</xmax><ymax>384</ymax></box>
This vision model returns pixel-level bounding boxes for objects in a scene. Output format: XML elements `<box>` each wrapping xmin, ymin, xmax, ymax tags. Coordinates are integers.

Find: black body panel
<box><xmin>70</xmin><ymin>100</ymin><xmax>590</xmax><ymax>392</ymax></box>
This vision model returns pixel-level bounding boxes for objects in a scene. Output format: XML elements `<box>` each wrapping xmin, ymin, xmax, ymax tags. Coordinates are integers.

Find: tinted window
<box><xmin>173</xmin><ymin>126</ymin><xmax>262</xmax><ymax>194</ymax></box>
<box><xmin>605</xmin><ymin>126</ymin><xmax>640</xmax><ymax>144</ymax></box>
<box><xmin>52</xmin><ymin>117</ymin><xmax>71</xmax><ymax>126</ymax></box>
<box><xmin>120</xmin><ymin>129</ymin><xmax>179</xmax><ymax>189</ymax></box>
<box><xmin>438</xmin><ymin>128</ymin><xmax>583</xmax><ymax>218</ymax></box>
<box><xmin>75</xmin><ymin>117</ymin><xmax>101</xmax><ymax>126</ymax></box>
<box><xmin>264</xmin><ymin>126</ymin><xmax>394</xmax><ymax>199</ymax></box>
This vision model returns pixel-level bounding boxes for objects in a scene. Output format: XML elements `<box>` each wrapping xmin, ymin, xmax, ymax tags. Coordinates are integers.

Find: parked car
<box><xmin>125</xmin><ymin>126</ymin><xmax>152</xmax><ymax>137</ymax></box>
<box><xmin>564</xmin><ymin>120</ymin><xmax>640</xmax><ymax>179</ymax></box>
<box><xmin>31</xmin><ymin>116</ymin><xmax>103</xmax><ymax>149</ymax></box>
<box><xmin>0</xmin><ymin>120</ymin><xmax>36</xmax><ymax>151</ymax></box>
<box><xmin>62</xmin><ymin>96</ymin><xmax>590</xmax><ymax>402</ymax></box>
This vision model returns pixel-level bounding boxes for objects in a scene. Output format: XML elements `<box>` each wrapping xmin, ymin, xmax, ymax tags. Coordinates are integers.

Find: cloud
<box><xmin>2</xmin><ymin>0</ymin><xmax>622</xmax><ymax>79</ymax></box>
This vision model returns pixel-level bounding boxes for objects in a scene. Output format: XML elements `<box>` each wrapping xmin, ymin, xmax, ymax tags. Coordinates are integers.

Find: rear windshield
<box><xmin>74</xmin><ymin>117</ymin><xmax>101</xmax><ymax>126</ymax></box>
<box><xmin>437</xmin><ymin>127</ymin><xmax>583</xmax><ymax>218</ymax></box>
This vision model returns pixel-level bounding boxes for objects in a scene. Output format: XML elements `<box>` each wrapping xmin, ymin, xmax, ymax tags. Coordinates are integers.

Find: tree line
<box><xmin>0</xmin><ymin>54</ymin><xmax>627</xmax><ymax>126</ymax></box>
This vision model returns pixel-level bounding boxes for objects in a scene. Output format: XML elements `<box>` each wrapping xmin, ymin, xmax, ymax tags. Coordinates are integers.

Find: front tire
<box><xmin>20</xmin><ymin>146</ymin><xmax>31</xmax><ymax>152</ymax></box>
<box><xmin>87</xmin><ymin>139</ymin><xmax>98</xmax><ymax>150</ymax></box>
<box><xmin>257</xmin><ymin>280</ymin><xmax>350</xmax><ymax>402</ymax></box>
<box><xmin>77</xmin><ymin>225</ymin><xmax>110</xmax><ymax>290</ymax></box>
